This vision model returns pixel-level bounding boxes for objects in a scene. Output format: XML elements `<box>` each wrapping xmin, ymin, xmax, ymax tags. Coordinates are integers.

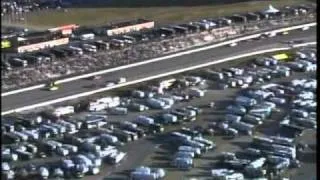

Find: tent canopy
<box><xmin>263</xmin><ymin>5</ymin><xmax>280</xmax><ymax>14</ymax></box>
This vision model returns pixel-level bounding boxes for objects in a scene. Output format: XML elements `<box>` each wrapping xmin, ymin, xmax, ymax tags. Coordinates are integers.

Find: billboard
<box><xmin>1</xmin><ymin>40</ymin><xmax>11</xmax><ymax>49</ymax></box>
<box><xmin>48</xmin><ymin>24</ymin><xmax>79</xmax><ymax>35</ymax></box>
<box><xmin>272</xmin><ymin>53</ymin><xmax>289</xmax><ymax>60</ymax></box>
<box><xmin>17</xmin><ymin>38</ymin><xmax>69</xmax><ymax>53</ymax></box>
<box><xmin>107</xmin><ymin>21</ymin><xmax>155</xmax><ymax>36</ymax></box>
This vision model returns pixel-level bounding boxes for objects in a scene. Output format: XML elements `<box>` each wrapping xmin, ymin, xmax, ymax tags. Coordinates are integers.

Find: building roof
<box><xmin>102</xmin><ymin>19</ymin><xmax>153</xmax><ymax>30</ymax></box>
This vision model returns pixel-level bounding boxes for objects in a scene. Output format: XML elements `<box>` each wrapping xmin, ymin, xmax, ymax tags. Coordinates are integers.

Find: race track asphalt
<box><xmin>1</xmin><ymin>27</ymin><xmax>316</xmax><ymax>112</ymax></box>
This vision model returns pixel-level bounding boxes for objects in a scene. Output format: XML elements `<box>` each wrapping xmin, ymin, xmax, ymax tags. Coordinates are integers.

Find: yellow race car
<box><xmin>45</xmin><ymin>81</ymin><xmax>59</xmax><ymax>91</ymax></box>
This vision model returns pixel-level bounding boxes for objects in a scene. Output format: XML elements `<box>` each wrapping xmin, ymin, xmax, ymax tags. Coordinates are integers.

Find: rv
<box><xmin>106</xmin><ymin>151</ymin><xmax>127</xmax><ymax>164</ymax></box>
<box><xmin>83</xmin><ymin>115</ymin><xmax>107</xmax><ymax>129</ymax></box>
<box><xmin>178</xmin><ymin>146</ymin><xmax>201</xmax><ymax>156</ymax></box>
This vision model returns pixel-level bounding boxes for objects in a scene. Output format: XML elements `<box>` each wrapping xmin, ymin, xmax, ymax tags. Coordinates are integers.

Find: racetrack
<box><xmin>1</xmin><ymin>27</ymin><xmax>316</xmax><ymax>112</ymax></box>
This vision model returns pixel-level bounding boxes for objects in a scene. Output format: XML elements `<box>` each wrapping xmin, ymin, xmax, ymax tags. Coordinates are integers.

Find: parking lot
<box><xmin>2</xmin><ymin>46</ymin><xmax>316</xmax><ymax>180</ymax></box>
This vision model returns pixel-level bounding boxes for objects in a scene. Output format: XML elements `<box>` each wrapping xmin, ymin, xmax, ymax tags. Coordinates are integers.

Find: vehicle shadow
<box><xmin>231</xmin><ymin>140</ymin><xmax>250</xmax><ymax>149</ymax></box>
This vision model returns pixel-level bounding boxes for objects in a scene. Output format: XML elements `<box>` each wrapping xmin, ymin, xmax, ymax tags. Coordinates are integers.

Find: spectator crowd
<box><xmin>1</xmin><ymin>13</ymin><xmax>316</xmax><ymax>91</ymax></box>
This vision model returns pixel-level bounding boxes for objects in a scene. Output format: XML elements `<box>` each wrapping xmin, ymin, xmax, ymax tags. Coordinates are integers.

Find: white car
<box><xmin>117</xmin><ymin>77</ymin><xmax>127</xmax><ymax>84</ymax></box>
<box><xmin>229</xmin><ymin>42</ymin><xmax>238</xmax><ymax>47</ymax></box>
<box><xmin>106</xmin><ymin>82</ymin><xmax>116</xmax><ymax>87</ymax></box>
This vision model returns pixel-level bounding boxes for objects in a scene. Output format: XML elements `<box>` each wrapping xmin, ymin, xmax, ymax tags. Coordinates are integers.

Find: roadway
<box><xmin>1</xmin><ymin>27</ymin><xmax>316</xmax><ymax>112</ymax></box>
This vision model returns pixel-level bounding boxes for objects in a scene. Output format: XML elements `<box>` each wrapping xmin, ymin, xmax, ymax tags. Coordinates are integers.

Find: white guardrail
<box><xmin>2</xmin><ymin>22</ymin><xmax>316</xmax><ymax>97</ymax></box>
<box><xmin>1</xmin><ymin>41</ymin><xmax>316</xmax><ymax>116</ymax></box>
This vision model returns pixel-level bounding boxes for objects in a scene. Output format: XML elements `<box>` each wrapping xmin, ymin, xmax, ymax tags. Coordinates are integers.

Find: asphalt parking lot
<box><xmin>76</xmin><ymin>50</ymin><xmax>316</xmax><ymax>180</ymax></box>
<box><xmin>94</xmin><ymin>73</ymin><xmax>316</xmax><ymax>180</ymax></box>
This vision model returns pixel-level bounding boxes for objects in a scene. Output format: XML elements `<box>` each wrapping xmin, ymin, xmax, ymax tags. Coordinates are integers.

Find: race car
<box><xmin>45</xmin><ymin>81</ymin><xmax>59</xmax><ymax>91</ymax></box>
<box><xmin>86</xmin><ymin>75</ymin><xmax>102</xmax><ymax>80</ymax></box>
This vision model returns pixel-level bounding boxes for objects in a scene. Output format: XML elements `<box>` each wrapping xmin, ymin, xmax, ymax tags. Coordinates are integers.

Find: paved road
<box><xmin>1</xmin><ymin>27</ymin><xmax>316</xmax><ymax>112</ymax></box>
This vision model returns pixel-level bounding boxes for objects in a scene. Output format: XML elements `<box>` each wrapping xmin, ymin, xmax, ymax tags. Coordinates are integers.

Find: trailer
<box><xmin>230</xmin><ymin>121</ymin><xmax>254</xmax><ymax>135</ymax></box>
<box><xmin>134</xmin><ymin>115</ymin><xmax>155</xmax><ymax>126</ymax></box>
<box><xmin>129</xmin><ymin>103</ymin><xmax>147</xmax><ymax>112</ymax></box>
<box><xmin>23</xmin><ymin>54</ymin><xmax>43</xmax><ymax>65</ymax></box>
<box><xmin>17</xmin><ymin>130</ymin><xmax>39</xmax><ymax>140</ymax></box>
<box><xmin>174</xmin><ymin>108</ymin><xmax>197</xmax><ymax>121</ymax></box>
<box><xmin>100</xmin><ymin>133</ymin><xmax>119</xmax><ymax>144</ymax></box>
<box><xmin>246</xmin><ymin>157</ymin><xmax>266</xmax><ymax>169</ymax></box>
<box><xmin>211</xmin><ymin>169</ymin><xmax>244</xmax><ymax>180</ymax></box>
<box><xmin>8</xmin><ymin>58</ymin><xmax>27</xmax><ymax>67</ymax></box>
<box><xmin>106</xmin><ymin>151</ymin><xmax>127</xmax><ymax>164</ymax></box>
<box><xmin>130</xmin><ymin>167</ymin><xmax>165</xmax><ymax>180</ymax></box>
<box><xmin>15</xmin><ymin>150</ymin><xmax>34</xmax><ymax>160</ymax></box>
<box><xmin>79</xmin><ymin>33</ymin><xmax>95</xmax><ymax>41</ymax></box>
<box><xmin>146</xmin><ymin>98</ymin><xmax>166</xmax><ymax>109</ymax></box>
<box><xmin>269</xmin><ymin>136</ymin><xmax>294</xmax><ymax>147</ymax></box>
<box><xmin>53</xmin><ymin>106</ymin><xmax>75</xmax><ymax>117</ymax></box>
<box><xmin>93</xmin><ymin>40</ymin><xmax>110</xmax><ymax>50</ymax></box>
<box><xmin>109</xmin><ymin>128</ymin><xmax>133</xmax><ymax>142</ymax></box>
<box><xmin>122</xmin><ymin>130</ymin><xmax>138</xmax><ymax>141</ymax></box>
<box><xmin>157</xmin><ymin>97</ymin><xmax>175</xmax><ymax>106</ymax></box>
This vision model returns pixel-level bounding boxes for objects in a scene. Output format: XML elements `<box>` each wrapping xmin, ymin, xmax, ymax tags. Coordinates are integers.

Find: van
<box><xmin>186</xmin><ymin>106</ymin><xmax>203</xmax><ymax>115</ymax></box>
<box><xmin>15</xmin><ymin>150</ymin><xmax>34</xmax><ymax>161</ymax></box>
<box><xmin>123</xmin><ymin>130</ymin><xmax>138</xmax><ymax>141</ymax></box>
<box><xmin>172</xmin><ymin>157</ymin><xmax>193</xmax><ymax>169</ymax></box>
<box><xmin>160</xmin><ymin>113</ymin><xmax>178</xmax><ymax>124</ymax></box>
<box><xmin>149</xmin><ymin>123</ymin><xmax>164</xmax><ymax>133</ymax></box>
<box><xmin>56</xmin><ymin>146</ymin><xmax>70</xmax><ymax>156</ymax></box>
<box><xmin>226</xmin><ymin>105</ymin><xmax>247</xmax><ymax>116</ymax></box>
<box><xmin>178</xmin><ymin>146</ymin><xmax>201</xmax><ymax>156</ymax></box>
<box><xmin>225</xmin><ymin>114</ymin><xmax>242</xmax><ymax>123</ymax></box>
<box><xmin>62</xmin><ymin>144</ymin><xmax>78</xmax><ymax>154</ymax></box>
<box><xmin>175</xmin><ymin>151</ymin><xmax>195</xmax><ymax>158</ymax></box>
<box><xmin>11</xmin><ymin>131</ymin><xmax>28</xmax><ymax>141</ymax></box>
<box><xmin>120</xmin><ymin>122</ymin><xmax>146</xmax><ymax>138</ymax></box>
